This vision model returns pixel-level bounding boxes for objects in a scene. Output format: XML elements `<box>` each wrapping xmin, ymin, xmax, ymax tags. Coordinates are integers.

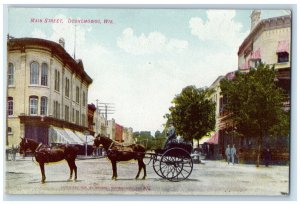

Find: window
<box><xmin>76</xmin><ymin>110</ymin><xmax>79</xmax><ymax>125</ymax></box>
<box><xmin>40</xmin><ymin>97</ymin><xmax>48</xmax><ymax>115</ymax></box>
<box><xmin>65</xmin><ymin>105</ymin><xmax>69</xmax><ymax>121</ymax></box>
<box><xmin>30</xmin><ymin>62</ymin><xmax>39</xmax><ymax>84</ymax></box>
<box><xmin>76</xmin><ymin>86</ymin><xmax>80</xmax><ymax>103</ymax></box>
<box><xmin>8</xmin><ymin>127</ymin><xmax>12</xmax><ymax>134</ymax></box>
<box><xmin>250</xmin><ymin>59</ymin><xmax>261</xmax><ymax>68</ymax></box>
<box><xmin>8</xmin><ymin>63</ymin><xmax>14</xmax><ymax>86</ymax></box>
<box><xmin>81</xmin><ymin>114</ymin><xmax>85</xmax><ymax>126</ymax></box>
<box><xmin>65</xmin><ymin>78</ymin><xmax>70</xmax><ymax>97</ymax></box>
<box><xmin>53</xmin><ymin>101</ymin><xmax>60</xmax><ymax>119</ymax></box>
<box><xmin>82</xmin><ymin>91</ymin><xmax>86</xmax><ymax>106</ymax></box>
<box><xmin>41</xmin><ymin>63</ymin><xmax>48</xmax><ymax>86</ymax></box>
<box><xmin>29</xmin><ymin>96</ymin><xmax>38</xmax><ymax>115</ymax></box>
<box><xmin>72</xmin><ymin>108</ymin><xmax>75</xmax><ymax>122</ymax></box>
<box><xmin>7</xmin><ymin>97</ymin><xmax>13</xmax><ymax>116</ymax></box>
<box><xmin>55</xmin><ymin>70</ymin><xmax>60</xmax><ymax>91</ymax></box>
<box><xmin>278</xmin><ymin>52</ymin><xmax>289</xmax><ymax>63</ymax></box>
<box><xmin>53</xmin><ymin>101</ymin><xmax>56</xmax><ymax>118</ymax></box>
<box><xmin>57</xmin><ymin>103</ymin><xmax>60</xmax><ymax>119</ymax></box>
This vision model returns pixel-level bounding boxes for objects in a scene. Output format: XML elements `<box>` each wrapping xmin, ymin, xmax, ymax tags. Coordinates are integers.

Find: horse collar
<box><xmin>35</xmin><ymin>143</ymin><xmax>43</xmax><ymax>153</ymax></box>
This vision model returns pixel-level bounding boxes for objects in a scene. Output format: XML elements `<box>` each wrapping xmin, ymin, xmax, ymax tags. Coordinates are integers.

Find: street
<box><xmin>5</xmin><ymin>156</ymin><xmax>289</xmax><ymax>196</ymax></box>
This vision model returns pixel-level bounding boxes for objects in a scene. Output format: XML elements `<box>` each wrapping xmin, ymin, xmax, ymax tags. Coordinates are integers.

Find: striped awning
<box><xmin>64</xmin><ymin>129</ymin><xmax>85</xmax><ymax>144</ymax></box>
<box><xmin>277</xmin><ymin>41</ymin><xmax>289</xmax><ymax>53</ymax></box>
<box><xmin>240</xmin><ymin>61</ymin><xmax>249</xmax><ymax>70</ymax></box>
<box><xmin>198</xmin><ymin>136</ymin><xmax>211</xmax><ymax>145</ymax></box>
<box><xmin>250</xmin><ymin>48</ymin><xmax>261</xmax><ymax>60</ymax></box>
<box><xmin>75</xmin><ymin>132</ymin><xmax>94</xmax><ymax>145</ymax></box>
<box><xmin>207</xmin><ymin>132</ymin><xmax>219</xmax><ymax>145</ymax></box>
<box><xmin>49</xmin><ymin>127</ymin><xmax>77</xmax><ymax>144</ymax></box>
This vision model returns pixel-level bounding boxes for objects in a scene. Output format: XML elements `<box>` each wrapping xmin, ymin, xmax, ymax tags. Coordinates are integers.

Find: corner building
<box><xmin>7</xmin><ymin>37</ymin><xmax>93</xmax><ymax>148</ymax></box>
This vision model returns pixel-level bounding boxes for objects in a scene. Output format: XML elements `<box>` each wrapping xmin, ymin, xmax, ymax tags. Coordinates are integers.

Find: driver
<box><xmin>164</xmin><ymin>122</ymin><xmax>176</xmax><ymax>148</ymax></box>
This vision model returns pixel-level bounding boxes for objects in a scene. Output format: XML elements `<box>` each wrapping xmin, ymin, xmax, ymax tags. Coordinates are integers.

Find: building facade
<box><xmin>122</xmin><ymin>127</ymin><xmax>134</xmax><ymax>144</ymax></box>
<box><xmin>208</xmin><ymin>11</ymin><xmax>291</xmax><ymax>162</ymax></box>
<box><xmin>7</xmin><ymin>37</ymin><xmax>93</xmax><ymax>148</ymax></box>
<box><xmin>238</xmin><ymin>11</ymin><xmax>291</xmax><ymax>107</ymax></box>
<box><xmin>107</xmin><ymin>119</ymin><xmax>116</xmax><ymax>140</ymax></box>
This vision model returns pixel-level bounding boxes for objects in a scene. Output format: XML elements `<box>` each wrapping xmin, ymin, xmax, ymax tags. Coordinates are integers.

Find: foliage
<box><xmin>220</xmin><ymin>63</ymin><xmax>290</xmax><ymax>166</ymax></box>
<box><xmin>133</xmin><ymin>131</ymin><xmax>165</xmax><ymax>150</ymax></box>
<box><xmin>167</xmin><ymin>85</ymin><xmax>216</xmax><ymax>142</ymax></box>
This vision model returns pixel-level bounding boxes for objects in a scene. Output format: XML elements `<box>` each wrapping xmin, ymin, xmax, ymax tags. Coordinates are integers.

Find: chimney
<box><xmin>59</xmin><ymin>38</ymin><xmax>65</xmax><ymax>48</ymax></box>
<box><xmin>250</xmin><ymin>10</ymin><xmax>261</xmax><ymax>31</ymax></box>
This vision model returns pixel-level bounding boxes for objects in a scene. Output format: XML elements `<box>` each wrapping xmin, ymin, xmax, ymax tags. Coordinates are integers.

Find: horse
<box><xmin>93</xmin><ymin>134</ymin><xmax>146</xmax><ymax>180</ymax></box>
<box><xmin>19</xmin><ymin>138</ymin><xmax>78</xmax><ymax>183</ymax></box>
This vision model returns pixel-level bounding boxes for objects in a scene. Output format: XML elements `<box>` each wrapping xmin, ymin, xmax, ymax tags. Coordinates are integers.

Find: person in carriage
<box><xmin>164</xmin><ymin>122</ymin><xmax>177</xmax><ymax>148</ymax></box>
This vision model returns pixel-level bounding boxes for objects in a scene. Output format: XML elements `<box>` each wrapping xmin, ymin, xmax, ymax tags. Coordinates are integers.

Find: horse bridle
<box><xmin>108</xmin><ymin>142</ymin><xmax>114</xmax><ymax>150</ymax></box>
<box><xmin>35</xmin><ymin>143</ymin><xmax>43</xmax><ymax>153</ymax></box>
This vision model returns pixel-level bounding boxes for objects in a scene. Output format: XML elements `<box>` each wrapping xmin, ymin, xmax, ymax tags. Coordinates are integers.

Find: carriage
<box><xmin>19</xmin><ymin>135</ymin><xmax>196</xmax><ymax>183</ymax></box>
<box><xmin>148</xmin><ymin>139</ymin><xmax>194</xmax><ymax>182</ymax></box>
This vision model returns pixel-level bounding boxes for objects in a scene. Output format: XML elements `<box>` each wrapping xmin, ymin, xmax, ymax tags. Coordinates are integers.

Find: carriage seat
<box><xmin>155</xmin><ymin>139</ymin><xmax>193</xmax><ymax>154</ymax></box>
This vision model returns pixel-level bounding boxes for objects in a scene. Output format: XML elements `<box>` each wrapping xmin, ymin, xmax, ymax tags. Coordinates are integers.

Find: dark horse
<box><xmin>19</xmin><ymin>138</ymin><xmax>78</xmax><ymax>183</ymax></box>
<box><xmin>93</xmin><ymin>135</ymin><xmax>146</xmax><ymax>180</ymax></box>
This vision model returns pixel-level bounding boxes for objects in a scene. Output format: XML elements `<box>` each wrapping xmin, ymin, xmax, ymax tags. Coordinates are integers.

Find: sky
<box><xmin>7</xmin><ymin>7</ymin><xmax>288</xmax><ymax>135</ymax></box>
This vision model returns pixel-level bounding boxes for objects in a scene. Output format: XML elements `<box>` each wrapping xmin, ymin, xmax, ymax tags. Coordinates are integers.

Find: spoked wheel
<box><xmin>152</xmin><ymin>154</ymin><xmax>164</xmax><ymax>178</ymax></box>
<box><xmin>160</xmin><ymin>148</ymin><xmax>193</xmax><ymax>182</ymax></box>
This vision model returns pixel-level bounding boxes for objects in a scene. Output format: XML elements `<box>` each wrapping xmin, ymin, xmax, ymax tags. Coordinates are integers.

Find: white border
<box><xmin>1</xmin><ymin>0</ymin><xmax>299</xmax><ymax>203</ymax></box>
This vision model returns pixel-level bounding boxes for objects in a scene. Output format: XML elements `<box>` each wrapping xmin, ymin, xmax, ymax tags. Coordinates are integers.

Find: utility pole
<box><xmin>98</xmin><ymin>102</ymin><xmax>115</xmax><ymax>135</ymax></box>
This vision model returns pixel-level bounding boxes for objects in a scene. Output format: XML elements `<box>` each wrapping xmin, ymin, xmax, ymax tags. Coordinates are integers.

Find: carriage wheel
<box><xmin>160</xmin><ymin>148</ymin><xmax>193</xmax><ymax>182</ymax></box>
<box><xmin>152</xmin><ymin>154</ymin><xmax>164</xmax><ymax>178</ymax></box>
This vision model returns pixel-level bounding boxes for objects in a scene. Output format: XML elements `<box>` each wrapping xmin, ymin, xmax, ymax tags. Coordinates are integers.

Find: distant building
<box><xmin>107</xmin><ymin>119</ymin><xmax>116</xmax><ymax>140</ymax></box>
<box><xmin>115</xmin><ymin>123</ymin><xmax>123</xmax><ymax>142</ymax></box>
<box><xmin>122</xmin><ymin>127</ymin><xmax>134</xmax><ymax>144</ymax></box>
<box><xmin>7</xmin><ymin>37</ymin><xmax>93</xmax><ymax>148</ymax></box>
<box><xmin>87</xmin><ymin>103</ymin><xmax>96</xmax><ymax>135</ymax></box>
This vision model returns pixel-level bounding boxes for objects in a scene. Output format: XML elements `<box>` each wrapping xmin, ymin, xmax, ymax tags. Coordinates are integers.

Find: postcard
<box><xmin>4</xmin><ymin>6</ymin><xmax>293</xmax><ymax>197</ymax></box>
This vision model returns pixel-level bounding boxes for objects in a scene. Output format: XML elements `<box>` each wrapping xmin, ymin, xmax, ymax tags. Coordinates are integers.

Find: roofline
<box><xmin>7</xmin><ymin>37</ymin><xmax>93</xmax><ymax>85</ymax></box>
<box><xmin>237</xmin><ymin>15</ymin><xmax>291</xmax><ymax>56</ymax></box>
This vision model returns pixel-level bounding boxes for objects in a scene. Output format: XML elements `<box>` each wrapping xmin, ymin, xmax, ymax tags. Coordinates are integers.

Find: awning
<box><xmin>64</xmin><ymin>129</ymin><xmax>85</xmax><ymax>144</ymax></box>
<box><xmin>225</xmin><ymin>72</ymin><xmax>235</xmax><ymax>80</ymax></box>
<box><xmin>198</xmin><ymin>136</ymin><xmax>211</xmax><ymax>145</ymax></box>
<box><xmin>49</xmin><ymin>127</ymin><xmax>76</xmax><ymax>144</ymax></box>
<box><xmin>207</xmin><ymin>132</ymin><xmax>219</xmax><ymax>145</ymax></box>
<box><xmin>86</xmin><ymin>135</ymin><xmax>95</xmax><ymax>145</ymax></box>
<box><xmin>240</xmin><ymin>61</ymin><xmax>249</xmax><ymax>70</ymax></box>
<box><xmin>277</xmin><ymin>41</ymin><xmax>289</xmax><ymax>53</ymax></box>
<box><xmin>250</xmin><ymin>48</ymin><xmax>261</xmax><ymax>60</ymax></box>
<box><xmin>75</xmin><ymin>131</ymin><xmax>94</xmax><ymax>145</ymax></box>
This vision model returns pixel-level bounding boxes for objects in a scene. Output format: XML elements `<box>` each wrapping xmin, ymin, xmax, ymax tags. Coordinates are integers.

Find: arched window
<box><xmin>76</xmin><ymin>86</ymin><xmax>80</xmax><ymax>103</ymax></box>
<box><xmin>40</xmin><ymin>96</ymin><xmax>48</xmax><ymax>115</ymax></box>
<box><xmin>30</xmin><ymin>62</ymin><xmax>39</xmax><ymax>84</ymax></box>
<box><xmin>65</xmin><ymin>78</ymin><xmax>70</xmax><ymax>97</ymax></box>
<box><xmin>29</xmin><ymin>96</ymin><xmax>38</xmax><ymax>115</ymax></box>
<box><xmin>55</xmin><ymin>69</ymin><xmax>60</xmax><ymax>91</ymax></box>
<box><xmin>7</xmin><ymin>97</ymin><xmax>13</xmax><ymax>116</ymax></box>
<box><xmin>8</xmin><ymin>63</ymin><xmax>14</xmax><ymax>86</ymax></box>
<box><xmin>41</xmin><ymin>63</ymin><xmax>48</xmax><ymax>86</ymax></box>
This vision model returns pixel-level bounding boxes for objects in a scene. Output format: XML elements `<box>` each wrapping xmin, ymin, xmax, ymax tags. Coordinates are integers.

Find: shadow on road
<box><xmin>28</xmin><ymin>180</ymin><xmax>84</xmax><ymax>184</ymax></box>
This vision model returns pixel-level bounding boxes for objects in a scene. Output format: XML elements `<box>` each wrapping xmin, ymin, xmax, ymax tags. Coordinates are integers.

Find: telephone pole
<box><xmin>95</xmin><ymin>100</ymin><xmax>115</xmax><ymax>135</ymax></box>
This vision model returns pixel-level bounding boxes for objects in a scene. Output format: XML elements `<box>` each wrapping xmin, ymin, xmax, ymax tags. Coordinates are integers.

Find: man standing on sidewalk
<box><xmin>225</xmin><ymin>144</ymin><xmax>231</xmax><ymax>164</ymax></box>
<box><xmin>231</xmin><ymin>144</ymin><xmax>237</xmax><ymax>164</ymax></box>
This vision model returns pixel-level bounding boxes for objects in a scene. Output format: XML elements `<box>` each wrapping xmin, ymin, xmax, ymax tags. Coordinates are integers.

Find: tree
<box><xmin>167</xmin><ymin>85</ymin><xmax>216</xmax><ymax>143</ymax></box>
<box><xmin>220</xmin><ymin>64</ymin><xmax>289</xmax><ymax>166</ymax></box>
